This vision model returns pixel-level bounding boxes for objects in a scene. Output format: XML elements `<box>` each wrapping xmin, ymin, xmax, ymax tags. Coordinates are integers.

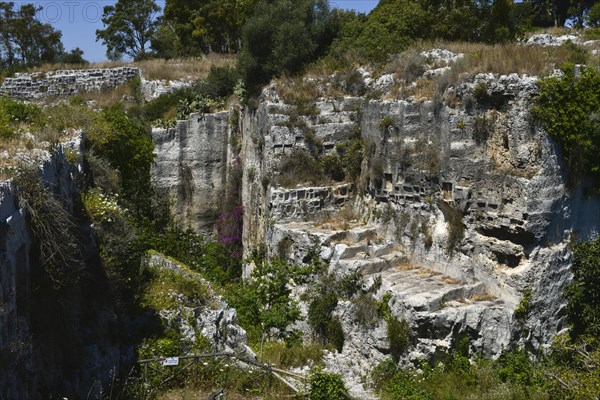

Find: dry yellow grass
<box><xmin>277</xmin><ymin>75</ymin><xmax>319</xmax><ymax>107</ymax></box>
<box><xmin>528</xmin><ymin>26</ymin><xmax>576</xmax><ymax>37</ymax></box>
<box><xmin>469</xmin><ymin>292</ymin><xmax>497</xmax><ymax>302</ymax></box>
<box><xmin>315</xmin><ymin>207</ymin><xmax>361</xmax><ymax>231</ymax></box>
<box><xmin>442</xmin><ymin>42</ymin><xmax>566</xmax><ymax>76</ymax></box>
<box><xmin>23</xmin><ymin>53</ymin><xmax>237</xmax><ymax>82</ymax></box>
<box><xmin>441</xmin><ymin>276</ymin><xmax>463</xmax><ymax>285</ymax></box>
<box><xmin>395</xmin><ymin>263</ymin><xmax>418</xmax><ymax>271</ymax></box>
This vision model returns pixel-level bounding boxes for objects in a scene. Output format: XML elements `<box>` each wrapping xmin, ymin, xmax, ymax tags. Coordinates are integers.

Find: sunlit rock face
<box><xmin>147</xmin><ymin>50</ymin><xmax>599</xmax><ymax>398</ymax></box>
<box><xmin>233</xmin><ymin>71</ymin><xmax>599</xmax><ymax>397</ymax></box>
<box><xmin>151</xmin><ymin>110</ymin><xmax>235</xmax><ymax>234</ymax></box>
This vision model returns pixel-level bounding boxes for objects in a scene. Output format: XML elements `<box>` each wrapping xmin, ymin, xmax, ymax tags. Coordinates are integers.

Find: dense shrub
<box><xmin>86</xmin><ymin>106</ymin><xmax>155</xmax><ymax>215</ymax></box>
<box><xmin>533</xmin><ymin>64</ymin><xmax>600</xmax><ymax>185</ymax></box>
<box><xmin>308</xmin><ymin>286</ymin><xmax>338</xmax><ymax>341</ymax></box>
<box><xmin>308</xmin><ymin>369</ymin><xmax>348</xmax><ymax>400</ymax></box>
<box><xmin>276</xmin><ymin>148</ymin><xmax>324</xmax><ymax>187</ymax></box>
<box><xmin>564</xmin><ymin>237</ymin><xmax>600</xmax><ymax>338</ymax></box>
<box><xmin>337</xmin><ymin>138</ymin><xmax>364</xmax><ymax>182</ymax></box>
<box><xmin>225</xmin><ymin>259</ymin><xmax>306</xmax><ymax>348</ymax></box>
<box><xmin>326</xmin><ymin>317</ymin><xmax>345</xmax><ymax>352</ymax></box>
<box><xmin>0</xmin><ymin>96</ymin><xmax>45</xmax><ymax>139</ymax></box>
<box><xmin>388</xmin><ymin>317</ymin><xmax>410</xmax><ymax>362</ymax></box>
<box><xmin>498</xmin><ymin>350</ymin><xmax>537</xmax><ymax>386</ymax></box>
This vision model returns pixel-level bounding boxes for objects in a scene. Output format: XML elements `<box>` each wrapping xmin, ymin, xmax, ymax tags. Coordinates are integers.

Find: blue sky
<box><xmin>21</xmin><ymin>1</ymin><xmax>378</xmax><ymax>62</ymax></box>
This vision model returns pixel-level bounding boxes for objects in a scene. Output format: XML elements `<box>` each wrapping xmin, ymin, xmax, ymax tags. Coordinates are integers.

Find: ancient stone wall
<box><xmin>0</xmin><ymin>67</ymin><xmax>140</xmax><ymax>100</ymax></box>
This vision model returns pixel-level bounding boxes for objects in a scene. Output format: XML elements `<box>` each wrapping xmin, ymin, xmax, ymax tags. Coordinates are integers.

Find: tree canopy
<box><xmin>0</xmin><ymin>2</ymin><xmax>64</xmax><ymax>69</ymax></box>
<box><xmin>237</xmin><ymin>0</ymin><xmax>338</xmax><ymax>88</ymax></box>
<box><xmin>96</xmin><ymin>0</ymin><xmax>160</xmax><ymax>60</ymax></box>
<box><xmin>533</xmin><ymin>64</ymin><xmax>600</xmax><ymax>183</ymax></box>
<box><xmin>160</xmin><ymin>0</ymin><xmax>257</xmax><ymax>55</ymax></box>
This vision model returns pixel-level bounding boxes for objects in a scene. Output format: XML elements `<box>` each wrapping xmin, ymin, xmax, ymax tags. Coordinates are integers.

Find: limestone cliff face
<box><xmin>152</xmin><ymin>110</ymin><xmax>236</xmax><ymax>234</ymax></box>
<box><xmin>150</xmin><ymin>62</ymin><xmax>599</xmax><ymax>397</ymax></box>
<box><xmin>233</xmin><ymin>72</ymin><xmax>599</xmax><ymax>396</ymax></box>
<box><xmin>0</xmin><ymin>180</ymin><xmax>34</xmax><ymax>399</ymax></box>
<box><xmin>0</xmin><ymin>146</ymin><xmax>120</xmax><ymax>400</ymax></box>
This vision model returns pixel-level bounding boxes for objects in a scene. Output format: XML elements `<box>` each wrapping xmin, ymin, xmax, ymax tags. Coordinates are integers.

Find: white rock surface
<box><xmin>525</xmin><ymin>33</ymin><xmax>579</xmax><ymax>46</ymax></box>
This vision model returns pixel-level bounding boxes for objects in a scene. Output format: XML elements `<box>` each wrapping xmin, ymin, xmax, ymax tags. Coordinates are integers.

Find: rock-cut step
<box><xmin>370</xmin><ymin>266</ymin><xmax>487</xmax><ymax>313</ymax></box>
<box><xmin>327</xmin><ymin>240</ymin><xmax>405</xmax><ymax>276</ymax></box>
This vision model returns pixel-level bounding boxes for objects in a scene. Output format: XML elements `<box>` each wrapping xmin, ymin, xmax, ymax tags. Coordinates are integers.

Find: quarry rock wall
<box><xmin>0</xmin><ymin>146</ymin><xmax>120</xmax><ymax>400</ymax></box>
<box><xmin>151</xmin><ymin>110</ymin><xmax>235</xmax><ymax>234</ymax></box>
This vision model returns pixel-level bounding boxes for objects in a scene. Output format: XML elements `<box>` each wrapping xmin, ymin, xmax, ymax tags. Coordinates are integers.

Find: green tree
<box><xmin>0</xmin><ymin>3</ymin><xmax>64</xmax><ymax>68</ymax></box>
<box><xmin>587</xmin><ymin>2</ymin><xmax>600</xmax><ymax>27</ymax></box>
<box><xmin>253</xmin><ymin>260</ymin><xmax>303</xmax><ymax>359</ymax></box>
<box><xmin>161</xmin><ymin>0</ymin><xmax>257</xmax><ymax>55</ymax></box>
<box><xmin>533</xmin><ymin>65</ymin><xmax>600</xmax><ymax>183</ymax></box>
<box><xmin>227</xmin><ymin>259</ymin><xmax>307</xmax><ymax>359</ymax></box>
<box><xmin>308</xmin><ymin>286</ymin><xmax>338</xmax><ymax>342</ymax></box>
<box><xmin>238</xmin><ymin>0</ymin><xmax>336</xmax><ymax>89</ymax></box>
<box><xmin>96</xmin><ymin>0</ymin><xmax>160</xmax><ymax>60</ymax></box>
<box><xmin>58</xmin><ymin>47</ymin><xmax>88</xmax><ymax>64</ymax></box>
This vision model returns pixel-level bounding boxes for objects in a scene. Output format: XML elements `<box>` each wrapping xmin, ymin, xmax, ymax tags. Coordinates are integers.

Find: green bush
<box><xmin>588</xmin><ymin>3</ymin><xmax>600</xmax><ymax>27</ymax></box>
<box><xmin>86</xmin><ymin>106</ymin><xmax>155</xmax><ymax>215</ymax></box>
<box><xmin>197</xmin><ymin>65</ymin><xmax>239</xmax><ymax>99</ymax></box>
<box><xmin>0</xmin><ymin>96</ymin><xmax>45</xmax><ymax>139</ymax></box>
<box><xmin>276</xmin><ymin>148</ymin><xmax>324</xmax><ymax>187</ymax></box>
<box><xmin>560</xmin><ymin>41</ymin><xmax>588</xmax><ymax>65</ymax></box>
<box><xmin>308</xmin><ymin>287</ymin><xmax>338</xmax><ymax>341</ymax></box>
<box><xmin>353</xmin><ymin>293</ymin><xmax>379</xmax><ymax>326</ymax></box>
<box><xmin>514</xmin><ymin>289</ymin><xmax>532</xmax><ymax>322</ymax></box>
<box><xmin>321</xmin><ymin>153</ymin><xmax>346</xmax><ymax>182</ymax></box>
<box><xmin>388</xmin><ymin>317</ymin><xmax>410</xmax><ymax>362</ymax></box>
<box><xmin>144</xmin><ymin>87</ymin><xmax>191</xmax><ymax>122</ymax></box>
<box><xmin>533</xmin><ymin>64</ymin><xmax>600</xmax><ymax>185</ymax></box>
<box><xmin>564</xmin><ymin>237</ymin><xmax>600</xmax><ymax>338</ymax></box>
<box><xmin>382</xmin><ymin>372</ymin><xmax>432</xmax><ymax>400</ymax></box>
<box><xmin>326</xmin><ymin>318</ymin><xmax>345</xmax><ymax>353</ymax></box>
<box><xmin>308</xmin><ymin>369</ymin><xmax>348</xmax><ymax>400</ymax></box>
<box><xmin>371</xmin><ymin>358</ymin><xmax>400</xmax><ymax>389</ymax></box>
<box><xmin>498</xmin><ymin>349</ymin><xmax>536</xmax><ymax>386</ymax></box>
<box><xmin>336</xmin><ymin>137</ymin><xmax>363</xmax><ymax>183</ymax></box>
<box><xmin>379</xmin><ymin>115</ymin><xmax>395</xmax><ymax>130</ymax></box>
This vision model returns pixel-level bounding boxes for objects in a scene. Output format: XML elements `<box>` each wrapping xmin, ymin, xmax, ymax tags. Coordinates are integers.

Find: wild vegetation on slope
<box><xmin>2</xmin><ymin>0</ymin><xmax>600</xmax><ymax>398</ymax></box>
